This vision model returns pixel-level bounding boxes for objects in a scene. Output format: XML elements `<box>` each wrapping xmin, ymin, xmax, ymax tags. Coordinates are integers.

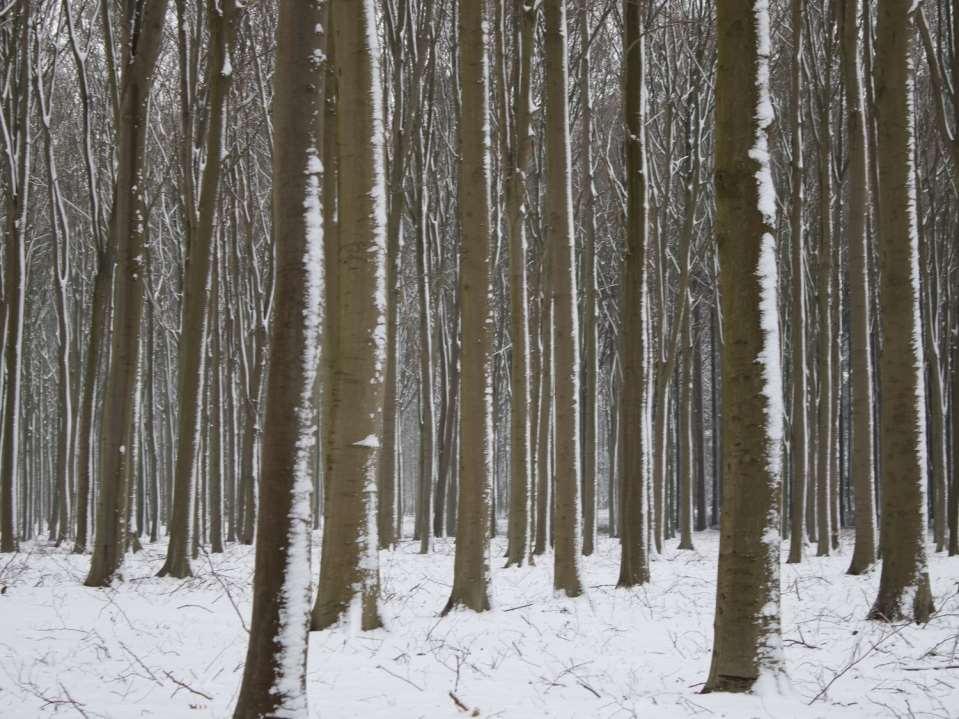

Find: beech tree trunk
<box><xmin>704</xmin><ymin>0</ymin><xmax>786</xmax><ymax>693</ymax></box>
<box><xmin>617</xmin><ymin>0</ymin><xmax>651</xmax><ymax>587</ymax></box>
<box><xmin>86</xmin><ymin>0</ymin><xmax>170</xmax><ymax>586</ymax></box>
<box><xmin>868</xmin><ymin>0</ymin><xmax>935</xmax><ymax>624</ymax></box>
<box><xmin>159</xmin><ymin>0</ymin><xmax>239</xmax><ymax>579</ymax></box>
<box><xmin>842</xmin><ymin>0</ymin><xmax>877</xmax><ymax>575</ymax></box>
<box><xmin>232</xmin><ymin>2</ymin><xmax>324</xmax><ymax>713</ymax></box>
<box><xmin>311</xmin><ymin>0</ymin><xmax>387</xmax><ymax>632</ymax></box>
<box><xmin>544</xmin><ymin>0</ymin><xmax>584</xmax><ymax>599</ymax></box>
<box><xmin>443</xmin><ymin>0</ymin><xmax>494</xmax><ymax>614</ymax></box>
<box><xmin>786</xmin><ymin>0</ymin><xmax>808</xmax><ymax>566</ymax></box>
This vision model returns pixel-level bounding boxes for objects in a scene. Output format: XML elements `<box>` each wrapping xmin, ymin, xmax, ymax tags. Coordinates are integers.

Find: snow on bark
<box><xmin>904</xmin><ymin>49</ymin><xmax>930</xmax><ymax>569</ymax></box>
<box><xmin>751</xmin><ymin>0</ymin><xmax>786</xmax><ymax>687</ymax></box>
<box><xmin>269</xmin><ymin>147</ymin><xmax>323</xmax><ymax>715</ymax></box>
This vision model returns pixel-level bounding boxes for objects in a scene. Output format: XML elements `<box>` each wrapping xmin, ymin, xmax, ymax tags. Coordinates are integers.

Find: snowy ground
<box><xmin>1</xmin><ymin>530</ymin><xmax>957</xmax><ymax>718</ymax></box>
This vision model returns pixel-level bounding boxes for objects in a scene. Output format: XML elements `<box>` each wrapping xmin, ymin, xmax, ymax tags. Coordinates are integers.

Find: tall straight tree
<box><xmin>443</xmin><ymin>0</ymin><xmax>493</xmax><ymax>614</ymax></box>
<box><xmin>311</xmin><ymin>0</ymin><xmax>387</xmax><ymax>632</ymax></box>
<box><xmin>786</xmin><ymin>0</ymin><xmax>808</xmax><ymax>566</ymax></box>
<box><xmin>578</xmin><ymin>3</ymin><xmax>599</xmax><ymax>558</ymax></box>
<box><xmin>0</xmin><ymin>0</ymin><xmax>31</xmax><ymax>554</ymax></box>
<box><xmin>232</xmin><ymin>1</ymin><xmax>324</xmax><ymax>714</ymax></box>
<box><xmin>868</xmin><ymin>0</ymin><xmax>935</xmax><ymax>623</ymax></box>
<box><xmin>704</xmin><ymin>0</ymin><xmax>786</xmax><ymax>692</ymax></box>
<box><xmin>501</xmin><ymin>0</ymin><xmax>536</xmax><ymax>569</ymax></box>
<box><xmin>843</xmin><ymin>0</ymin><xmax>877</xmax><ymax>575</ymax></box>
<box><xmin>159</xmin><ymin>0</ymin><xmax>240</xmax><ymax>579</ymax></box>
<box><xmin>86</xmin><ymin>0</ymin><xmax>170</xmax><ymax>586</ymax></box>
<box><xmin>544</xmin><ymin>0</ymin><xmax>584</xmax><ymax>598</ymax></box>
<box><xmin>617</xmin><ymin>0</ymin><xmax>650</xmax><ymax>588</ymax></box>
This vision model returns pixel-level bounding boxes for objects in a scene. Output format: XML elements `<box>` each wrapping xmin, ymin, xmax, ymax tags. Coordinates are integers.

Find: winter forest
<box><xmin>0</xmin><ymin>0</ymin><xmax>958</xmax><ymax>716</ymax></box>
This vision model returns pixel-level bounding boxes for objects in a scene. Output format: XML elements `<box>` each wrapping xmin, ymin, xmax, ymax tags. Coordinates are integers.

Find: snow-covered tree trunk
<box><xmin>311</xmin><ymin>0</ymin><xmax>387</xmax><ymax>633</ymax></box>
<box><xmin>704</xmin><ymin>0</ymin><xmax>786</xmax><ymax>693</ymax></box>
<box><xmin>232</xmin><ymin>1</ymin><xmax>326</xmax><ymax>715</ymax></box>
<box><xmin>868</xmin><ymin>0</ymin><xmax>935</xmax><ymax>624</ymax></box>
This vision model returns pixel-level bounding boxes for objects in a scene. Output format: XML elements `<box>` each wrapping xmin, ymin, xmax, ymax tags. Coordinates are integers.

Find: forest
<box><xmin>0</xmin><ymin>0</ymin><xmax>958</xmax><ymax>716</ymax></box>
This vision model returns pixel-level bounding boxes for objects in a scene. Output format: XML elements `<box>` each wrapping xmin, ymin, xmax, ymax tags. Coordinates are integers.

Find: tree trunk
<box><xmin>310</xmin><ymin>0</ymin><xmax>386</xmax><ymax>633</ymax></box>
<box><xmin>544</xmin><ymin>0</ymin><xmax>584</xmax><ymax>599</ymax></box>
<box><xmin>843</xmin><ymin>0</ymin><xmax>878</xmax><ymax>575</ymax></box>
<box><xmin>0</xmin><ymin>1</ymin><xmax>31</xmax><ymax>554</ymax></box>
<box><xmin>502</xmin><ymin>0</ymin><xmax>535</xmax><ymax>569</ymax></box>
<box><xmin>578</xmin><ymin>3</ymin><xmax>598</xmax><ymax>559</ymax></box>
<box><xmin>159</xmin><ymin>0</ymin><xmax>238</xmax><ymax>578</ymax></box>
<box><xmin>443</xmin><ymin>0</ymin><xmax>494</xmax><ymax>614</ymax></box>
<box><xmin>786</xmin><ymin>0</ymin><xmax>808</xmax><ymax>565</ymax></box>
<box><xmin>617</xmin><ymin>0</ymin><xmax>650</xmax><ymax>587</ymax></box>
<box><xmin>678</xmin><ymin>299</ymin><xmax>694</xmax><ymax>551</ymax></box>
<box><xmin>704</xmin><ymin>0</ymin><xmax>786</xmax><ymax>693</ymax></box>
<box><xmin>86</xmin><ymin>0</ymin><xmax>170</xmax><ymax>586</ymax></box>
<box><xmin>868</xmin><ymin>0</ymin><xmax>935</xmax><ymax>623</ymax></box>
<box><xmin>232</xmin><ymin>2</ymin><xmax>324</xmax><ymax>714</ymax></box>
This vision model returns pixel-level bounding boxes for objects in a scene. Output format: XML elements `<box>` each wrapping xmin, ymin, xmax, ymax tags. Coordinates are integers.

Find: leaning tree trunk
<box><xmin>232</xmin><ymin>3</ymin><xmax>323</xmax><ymax>715</ymax></box>
<box><xmin>310</xmin><ymin>0</ymin><xmax>387</xmax><ymax>633</ymax></box>
<box><xmin>868</xmin><ymin>0</ymin><xmax>935</xmax><ymax>624</ymax></box>
<box><xmin>704</xmin><ymin>0</ymin><xmax>786</xmax><ymax>693</ymax></box>
<box><xmin>86</xmin><ymin>0</ymin><xmax>170</xmax><ymax>586</ymax></box>
<box><xmin>443</xmin><ymin>0</ymin><xmax>494</xmax><ymax>614</ymax></box>
<box><xmin>544</xmin><ymin>0</ymin><xmax>584</xmax><ymax>599</ymax></box>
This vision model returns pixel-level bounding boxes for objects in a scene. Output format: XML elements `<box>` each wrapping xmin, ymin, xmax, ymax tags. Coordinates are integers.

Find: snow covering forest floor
<box><xmin>1</xmin><ymin>531</ymin><xmax>957</xmax><ymax>719</ymax></box>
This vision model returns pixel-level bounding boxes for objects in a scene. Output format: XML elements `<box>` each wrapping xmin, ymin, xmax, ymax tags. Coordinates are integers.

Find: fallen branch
<box><xmin>449</xmin><ymin>691</ymin><xmax>479</xmax><ymax>716</ymax></box>
<box><xmin>809</xmin><ymin>621</ymin><xmax>913</xmax><ymax>704</ymax></box>
<box><xmin>376</xmin><ymin>664</ymin><xmax>423</xmax><ymax>692</ymax></box>
<box><xmin>163</xmin><ymin>670</ymin><xmax>213</xmax><ymax>701</ymax></box>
